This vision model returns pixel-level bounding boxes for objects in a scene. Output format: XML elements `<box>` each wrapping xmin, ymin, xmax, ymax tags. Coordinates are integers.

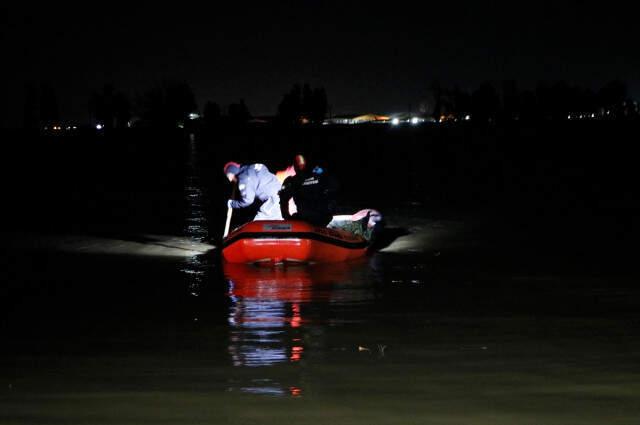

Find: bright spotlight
<box><xmin>410</xmin><ymin>117</ymin><xmax>419</xmax><ymax>125</ymax></box>
<box><xmin>391</xmin><ymin>118</ymin><xmax>400</xmax><ymax>125</ymax></box>
<box><xmin>96</xmin><ymin>124</ymin><xmax>103</xmax><ymax>130</ymax></box>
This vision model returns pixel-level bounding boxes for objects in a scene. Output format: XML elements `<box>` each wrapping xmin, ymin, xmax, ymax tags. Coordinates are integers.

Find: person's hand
<box><xmin>227</xmin><ymin>199</ymin><xmax>233</xmax><ymax>208</ymax></box>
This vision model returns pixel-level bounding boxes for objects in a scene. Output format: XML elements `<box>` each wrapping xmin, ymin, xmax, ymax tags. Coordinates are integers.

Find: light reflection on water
<box><xmin>181</xmin><ymin>138</ymin><xmax>210</xmax><ymax>296</ymax></box>
<box><xmin>223</xmin><ymin>261</ymin><xmax>377</xmax><ymax>396</ymax></box>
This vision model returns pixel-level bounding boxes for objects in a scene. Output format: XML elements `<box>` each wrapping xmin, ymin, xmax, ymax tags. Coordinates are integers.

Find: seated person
<box><xmin>328</xmin><ymin>209</ymin><xmax>384</xmax><ymax>242</ymax></box>
<box><xmin>279</xmin><ymin>154</ymin><xmax>338</xmax><ymax>227</ymax></box>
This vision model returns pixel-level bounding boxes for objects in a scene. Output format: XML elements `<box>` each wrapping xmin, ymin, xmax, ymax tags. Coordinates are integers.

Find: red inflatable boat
<box><xmin>222</xmin><ymin>220</ymin><xmax>369</xmax><ymax>264</ymax></box>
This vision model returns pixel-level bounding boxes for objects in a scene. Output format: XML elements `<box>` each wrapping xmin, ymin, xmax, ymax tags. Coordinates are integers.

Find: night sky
<box><xmin>2</xmin><ymin>1</ymin><xmax>638</xmax><ymax>127</ymax></box>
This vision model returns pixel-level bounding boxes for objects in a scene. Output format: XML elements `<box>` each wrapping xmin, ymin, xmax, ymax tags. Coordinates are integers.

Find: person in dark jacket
<box><xmin>224</xmin><ymin>161</ymin><xmax>283</xmax><ymax>220</ymax></box>
<box><xmin>278</xmin><ymin>154</ymin><xmax>339</xmax><ymax>227</ymax></box>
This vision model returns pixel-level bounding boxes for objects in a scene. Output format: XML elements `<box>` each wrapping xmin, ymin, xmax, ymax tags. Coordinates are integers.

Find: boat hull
<box><xmin>222</xmin><ymin>220</ymin><xmax>369</xmax><ymax>264</ymax></box>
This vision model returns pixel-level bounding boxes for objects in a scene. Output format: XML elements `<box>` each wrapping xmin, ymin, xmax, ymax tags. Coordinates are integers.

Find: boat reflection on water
<box><xmin>223</xmin><ymin>260</ymin><xmax>372</xmax><ymax>396</ymax></box>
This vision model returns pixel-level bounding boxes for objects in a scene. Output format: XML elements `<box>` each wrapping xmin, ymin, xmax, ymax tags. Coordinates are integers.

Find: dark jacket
<box><xmin>279</xmin><ymin>167</ymin><xmax>338</xmax><ymax>226</ymax></box>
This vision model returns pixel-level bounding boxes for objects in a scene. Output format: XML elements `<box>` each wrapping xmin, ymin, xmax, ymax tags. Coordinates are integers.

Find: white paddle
<box><xmin>223</xmin><ymin>186</ymin><xmax>236</xmax><ymax>238</ymax></box>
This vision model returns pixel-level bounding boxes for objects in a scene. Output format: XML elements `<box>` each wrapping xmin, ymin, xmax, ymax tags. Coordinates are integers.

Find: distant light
<box><xmin>188</xmin><ymin>113</ymin><xmax>200</xmax><ymax>120</ymax></box>
<box><xmin>567</xmin><ymin>115</ymin><xmax>571</xmax><ymax>120</ymax></box>
<box><xmin>465</xmin><ymin>115</ymin><xmax>471</xmax><ymax>121</ymax></box>
<box><xmin>591</xmin><ymin>113</ymin><xmax>595</xmax><ymax>118</ymax></box>
<box><xmin>410</xmin><ymin>117</ymin><xmax>419</xmax><ymax>125</ymax></box>
<box><xmin>96</xmin><ymin>124</ymin><xmax>103</xmax><ymax>130</ymax></box>
<box><xmin>72</xmin><ymin>126</ymin><xmax>77</xmax><ymax>129</ymax></box>
<box><xmin>391</xmin><ymin>118</ymin><xmax>400</xmax><ymax>125</ymax></box>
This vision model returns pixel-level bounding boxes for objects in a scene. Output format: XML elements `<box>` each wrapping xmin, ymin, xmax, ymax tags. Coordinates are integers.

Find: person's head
<box><xmin>367</xmin><ymin>210</ymin><xmax>383</xmax><ymax>228</ymax></box>
<box><xmin>293</xmin><ymin>154</ymin><xmax>307</xmax><ymax>173</ymax></box>
<box><xmin>223</xmin><ymin>161</ymin><xmax>241</xmax><ymax>182</ymax></box>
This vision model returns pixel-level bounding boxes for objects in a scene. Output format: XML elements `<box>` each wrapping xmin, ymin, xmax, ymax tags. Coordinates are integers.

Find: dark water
<box><xmin>1</xmin><ymin>125</ymin><xmax>640</xmax><ymax>424</ymax></box>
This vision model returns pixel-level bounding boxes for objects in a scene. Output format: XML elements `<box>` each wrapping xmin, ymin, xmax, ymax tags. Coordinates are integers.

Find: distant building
<box><xmin>388</xmin><ymin>113</ymin><xmax>436</xmax><ymax>125</ymax></box>
<box><xmin>248</xmin><ymin>116</ymin><xmax>272</xmax><ymax>125</ymax></box>
<box><xmin>323</xmin><ymin>113</ymin><xmax>390</xmax><ymax>125</ymax></box>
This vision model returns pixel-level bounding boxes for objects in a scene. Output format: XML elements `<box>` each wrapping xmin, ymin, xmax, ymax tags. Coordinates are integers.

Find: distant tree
<box><xmin>113</xmin><ymin>91</ymin><xmax>131</xmax><ymax>128</ymax></box>
<box><xmin>428</xmin><ymin>81</ymin><xmax>443</xmax><ymax>119</ymax></box>
<box><xmin>23</xmin><ymin>84</ymin><xmax>38</xmax><ymax>130</ymax></box>
<box><xmin>532</xmin><ymin>81</ymin><xmax>599</xmax><ymax>120</ymax></box>
<box><xmin>518</xmin><ymin>89</ymin><xmax>539</xmax><ymax>122</ymax></box>
<box><xmin>137</xmin><ymin>85</ymin><xmax>164</xmax><ymax>126</ymax></box>
<box><xmin>203</xmin><ymin>101</ymin><xmax>222</xmax><ymax>127</ymax></box>
<box><xmin>228</xmin><ymin>99</ymin><xmax>251</xmax><ymax>124</ymax></box>
<box><xmin>277</xmin><ymin>84</ymin><xmax>302</xmax><ymax>125</ymax></box>
<box><xmin>471</xmin><ymin>82</ymin><xmax>499</xmax><ymax>123</ymax></box>
<box><xmin>451</xmin><ymin>86</ymin><xmax>472</xmax><ymax>117</ymax></box>
<box><xmin>439</xmin><ymin>88</ymin><xmax>455</xmax><ymax>117</ymax></box>
<box><xmin>310</xmin><ymin>87</ymin><xmax>328</xmax><ymax>124</ymax></box>
<box><xmin>137</xmin><ymin>80</ymin><xmax>197</xmax><ymax>128</ymax></box>
<box><xmin>89</xmin><ymin>84</ymin><xmax>132</xmax><ymax>129</ymax></box>
<box><xmin>548</xmin><ymin>81</ymin><xmax>572</xmax><ymax>120</ymax></box>
<box><xmin>90</xmin><ymin>84</ymin><xmax>115</xmax><ymax>128</ymax></box>
<box><xmin>577</xmin><ymin>88</ymin><xmax>597</xmax><ymax>113</ymax></box>
<box><xmin>419</xmin><ymin>93</ymin><xmax>436</xmax><ymax>117</ymax></box>
<box><xmin>500</xmin><ymin>80</ymin><xmax>519</xmax><ymax>121</ymax></box>
<box><xmin>277</xmin><ymin>83</ymin><xmax>328</xmax><ymax>125</ymax></box>
<box><xmin>39</xmin><ymin>83</ymin><xmax>59</xmax><ymax>126</ymax></box>
<box><xmin>534</xmin><ymin>82</ymin><xmax>553</xmax><ymax>119</ymax></box>
<box><xmin>598</xmin><ymin>80</ymin><xmax>628</xmax><ymax>117</ymax></box>
<box><xmin>302</xmin><ymin>83</ymin><xmax>314</xmax><ymax>118</ymax></box>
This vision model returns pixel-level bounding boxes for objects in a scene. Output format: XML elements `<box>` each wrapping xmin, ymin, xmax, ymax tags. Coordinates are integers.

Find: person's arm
<box><xmin>230</xmin><ymin>175</ymin><xmax>255</xmax><ymax>208</ymax></box>
<box><xmin>279</xmin><ymin>177</ymin><xmax>293</xmax><ymax>219</ymax></box>
<box><xmin>322</xmin><ymin>174</ymin><xmax>340</xmax><ymax>213</ymax></box>
<box><xmin>325</xmin><ymin>175</ymin><xmax>339</xmax><ymax>196</ymax></box>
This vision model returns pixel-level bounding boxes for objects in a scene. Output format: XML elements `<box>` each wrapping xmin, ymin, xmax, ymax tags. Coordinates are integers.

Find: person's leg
<box><xmin>292</xmin><ymin>210</ymin><xmax>332</xmax><ymax>227</ymax></box>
